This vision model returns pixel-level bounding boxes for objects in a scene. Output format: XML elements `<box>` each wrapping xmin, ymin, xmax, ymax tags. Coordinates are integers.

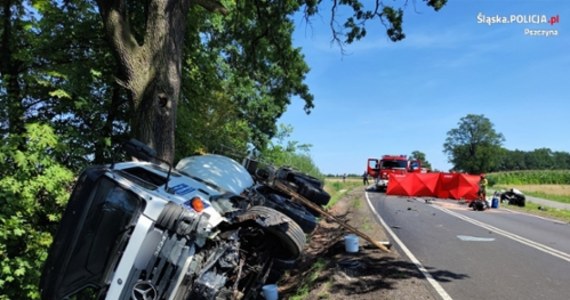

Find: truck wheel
<box><xmin>292</xmin><ymin>173</ymin><xmax>323</xmax><ymax>189</ymax></box>
<box><xmin>277</xmin><ymin>168</ymin><xmax>324</xmax><ymax>189</ymax></box>
<box><xmin>264</xmin><ymin>193</ymin><xmax>318</xmax><ymax>234</ymax></box>
<box><xmin>296</xmin><ymin>178</ymin><xmax>331</xmax><ymax>206</ymax></box>
<box><xmin>238</xmin><ymin>206</ymin><xmax>306</xmax><ymax>260</ymax></box>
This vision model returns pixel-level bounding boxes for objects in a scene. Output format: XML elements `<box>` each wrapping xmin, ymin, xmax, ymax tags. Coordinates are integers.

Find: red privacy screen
<box><xmin>386</xmin><ymin>172</ymin><xmax>480</xmax><ymax>200</ymax></box>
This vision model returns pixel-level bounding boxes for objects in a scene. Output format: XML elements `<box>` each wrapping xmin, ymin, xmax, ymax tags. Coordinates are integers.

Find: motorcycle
<box><xmin>500</xmin><ymin>188</ymin><xmax>526</xmax><ymax>207</ymax></box>
<box><xmin>39</xmin><ymin>140</ymin><xmax>315</xmax><ymax>300</ymax></box>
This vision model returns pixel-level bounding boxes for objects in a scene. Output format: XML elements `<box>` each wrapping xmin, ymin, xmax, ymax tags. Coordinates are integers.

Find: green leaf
<box><xmin>45</xmin><ymin>70</ymin><xmax>68</xmax><ymax>80</ymax></box>
<box><xmin>14</xmin><ymin>268</ymin><xmax>25</xmax><ymax>277</ymax></box>
<box><xmin>90</xmin><ymin>69</ymin><xmax>102</xmax><ymax>78</ymax></box>
<box><xmin>49</xmin><ymin>89</ymin><xmax>71</xmax><ymax>99</ymax></box>
<box><xmin>2</xmin><ymin>266</ymin><xmax>10</xmax><ymax>276</ymax></box>
<box><xmin>32</xmin><ymin>0</ymin><xmax>51</xmax><ymax>12</ymax></box>
<box><xmin>13</xmin><ymin>228</ymin><xmax>25</xmax><ymax>237</ymax></box>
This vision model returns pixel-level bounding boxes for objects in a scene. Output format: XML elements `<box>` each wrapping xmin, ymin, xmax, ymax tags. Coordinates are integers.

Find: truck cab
<box><xmin>367</xmin><ymin>155</ymin><xmax>421</xmax><ymax>192</ymax></box>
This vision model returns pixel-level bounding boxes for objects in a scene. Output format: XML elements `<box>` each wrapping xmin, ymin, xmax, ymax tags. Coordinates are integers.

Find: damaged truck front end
<box><xmin>40</xmin><ymin>141</ymin><xmax>305</xmax><ymax>300</ymax></box>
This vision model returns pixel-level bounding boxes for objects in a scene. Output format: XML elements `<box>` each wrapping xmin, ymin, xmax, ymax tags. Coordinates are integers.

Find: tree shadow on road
<box><xmin>280</xmin><ymin>240</ymin><xmax>469</xmax><ymax>298</ymax></box>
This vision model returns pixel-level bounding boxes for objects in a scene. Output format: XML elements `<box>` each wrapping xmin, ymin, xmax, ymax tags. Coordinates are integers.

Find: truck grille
<box><xmin>121</xmin><ymin>229</ymin><xmax>195</xmax><ymax>300</ymax></box>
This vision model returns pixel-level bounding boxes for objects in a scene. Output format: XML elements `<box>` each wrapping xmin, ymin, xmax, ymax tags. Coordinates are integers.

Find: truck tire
<box><xmin>296</xmin><ymin>178</ymin><xmax>331</xmax><ymax>206</ymax></box>
<box><xmin>276</xmin><ymin>168</ymin><xmax>324</xmax><ymax>189</ymax></box>
<box><xmin>264</xmin><ymin>193</ymin><xmax>318</xmax><ymax>234</ymax></box>
<box><xmin>238</xmin><ymin>206</ymin><xmax>306</xmax><ymax>260</ymax></box>
<box><xmin>292</xmin><ymin>173</ymin><xmax>323</xmax><ymax>189</ymax></box>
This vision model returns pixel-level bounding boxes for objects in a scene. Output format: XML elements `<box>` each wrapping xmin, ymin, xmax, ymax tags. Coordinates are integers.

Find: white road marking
<box><xmin>456</xmin><ymin>235</ymin><xmax>495</xmax><ymax>242</ymax></box>
<box><xmin>433</xmin><ymin>205</ymin><xmax>570</xmax><ymax>263</ymax></box>
<box><xmin>365</xmin><ymin>192</ymin><xmax>453</xmax><ymax>300</ymax></box>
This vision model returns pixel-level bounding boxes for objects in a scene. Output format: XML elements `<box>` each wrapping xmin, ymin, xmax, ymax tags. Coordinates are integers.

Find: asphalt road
<box><xmin>366</xmin><ymin>191</ymin><xmax>570</xmax><ymax>300</ymax></box>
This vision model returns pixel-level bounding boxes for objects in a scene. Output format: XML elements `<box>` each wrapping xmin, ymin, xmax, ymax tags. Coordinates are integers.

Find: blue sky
<box><xmin>279</xmin><ymin>0</ymin><xmax>569</xmax><ymax>175</ymax></box>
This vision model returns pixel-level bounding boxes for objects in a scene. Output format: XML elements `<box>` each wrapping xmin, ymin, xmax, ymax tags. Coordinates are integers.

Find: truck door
<box><xmin>367</xmin><ymin>158</ymin><xmax>379</xmax><ymax>178</ymax></box>
<box><xmin>409</xmin><ymin>160</ymin><xmax>421</xmax><ymax>172</ymax></box>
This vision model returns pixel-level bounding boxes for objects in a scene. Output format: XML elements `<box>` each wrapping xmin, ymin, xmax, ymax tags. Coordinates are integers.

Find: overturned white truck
<box><xmin>40</xmin><ymin>140</ymin><xmax>329</xmax><ymax>300</ymax></box>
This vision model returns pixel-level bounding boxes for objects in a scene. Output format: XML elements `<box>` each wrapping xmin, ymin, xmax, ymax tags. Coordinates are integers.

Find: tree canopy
<box><xmin>91</xmin><ymin>0</ymin><xmax>448</xmax><ymax>161</ymax></box>
<box><xmin>494</xmin><ymin>148</ymin><xmax>570</xmax><ymax>171</ymax></box>
<box><xmin>259</xmin><ymin>123</ymin><xmax>322</xmax><ymax>178</ymax></box>
<box><xmin>410</xmin><ymin>150</ymin><xmax>432</xmax><ymax>170</ymax></box>
<box><xmin>2</xmin><ymin>0</ymin><xmax>449</xmax><ymax>165</ymax></box>
<box><xmin>443</xmin><ymin>114</ymin><xmax>505</xmax><ymax>174</ymax></box>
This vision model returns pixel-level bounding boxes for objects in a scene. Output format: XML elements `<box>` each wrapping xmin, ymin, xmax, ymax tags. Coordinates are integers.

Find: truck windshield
<box><xmin>381</xmin><ymin>160</ymin><xmax>408</xmax><ymax>169</ymax></box>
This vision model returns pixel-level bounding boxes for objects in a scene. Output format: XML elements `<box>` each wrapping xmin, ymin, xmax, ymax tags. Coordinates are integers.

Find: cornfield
<box><xmin>488</xmin><ymin>170</ymin><xmax>570</xmax><ymax>185</ymax></box>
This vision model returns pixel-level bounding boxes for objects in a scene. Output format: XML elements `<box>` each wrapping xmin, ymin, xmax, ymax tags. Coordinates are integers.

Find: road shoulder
<box><xmin>279</xmin><ymin>186</ymin><xmax>437</xmax><ymax>300</ymax></box>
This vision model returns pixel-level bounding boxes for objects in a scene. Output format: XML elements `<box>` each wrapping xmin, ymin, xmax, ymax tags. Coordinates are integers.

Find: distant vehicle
<box><xmin>367</xmin><ymin>155</ymin><xmax>421</xmax><ymax>191</ymax></box>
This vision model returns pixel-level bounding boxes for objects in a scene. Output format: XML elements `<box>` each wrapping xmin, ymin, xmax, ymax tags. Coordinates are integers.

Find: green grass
<box><xmin>490</xmin><ymin>185</ymin><xmax>570</xmax><ymax>222</ymax></box>
<box><xmin>525</xmin><ymin>191</ymin><xmax>570</xmax><ymax>204</ymax></box>
<box><xmin>323</xmin><ymin>178</ymin><xmax>362</xmax><ymax>209</ymax></box>
<box><xmin>289</xmin><ymin>258</ymin><xmax>328</xmax><ymax>300</ymax></box>
<box><xmin>488</xmin><ymin>170</ymin><xmax>570</xmax><ymax>212</ymax></box>
<box><xmin>502</xmin><ymin>202</ymin><xmax>570</xmax><ymax>223</ymax></box>
<box><xmin>352</xmin><ymin>197</ymin><xmax>363</xmax><ymax>209</ymax></box>
<box><xmin>361</xmin><ymin>218</ymin><xmax>373</xmax><ymax>231</ymax></box>
<box><xmin>493</xmin><ymin>185</ymin><xmax>570</xmax><ymax>205</ymax></box>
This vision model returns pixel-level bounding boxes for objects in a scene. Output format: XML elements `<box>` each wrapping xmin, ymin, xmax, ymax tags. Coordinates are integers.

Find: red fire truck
<box><xmin>367</xmin><ymin>155</ymin><xmax>422</xmax><ymax>191</ymax></box>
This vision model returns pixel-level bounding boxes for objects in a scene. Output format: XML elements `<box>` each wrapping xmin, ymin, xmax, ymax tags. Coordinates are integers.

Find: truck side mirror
<box><xmin>409</xmin><ymin>160</ymin><xmax>419</xmax><ymax>171</ymax></box>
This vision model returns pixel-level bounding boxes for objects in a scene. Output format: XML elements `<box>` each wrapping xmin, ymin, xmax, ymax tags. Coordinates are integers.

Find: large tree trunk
<box><xmin>96</xmin><ymin>0</ymin><xmax>226</xmax><ymax>162</ymax></box>
<box><xmin>1</xmin><ymin>0</ymin><xmax>25</xmax><ymax>139</ymax></box>
<box><xmin>97</xmin><ymin>0</ymin><xmax>190</xmax><ymax>163</ymax></box>
<box><xmin>132</xmin><ymin>66</ymin><xmax>181</xmax><ymax>164</ymax></box>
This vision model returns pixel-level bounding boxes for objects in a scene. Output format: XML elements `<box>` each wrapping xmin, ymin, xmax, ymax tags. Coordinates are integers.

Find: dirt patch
<box><xmin>278</xmin><ymin>186</ymin><xmax>437</xmax><ymax>299</ymax></box>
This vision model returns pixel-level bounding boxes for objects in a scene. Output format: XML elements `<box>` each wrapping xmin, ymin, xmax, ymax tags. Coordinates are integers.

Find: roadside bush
<box><xmin>0</xmin><ymin>124</ymin><xmax>73</xmax><ymax>299</ymax></box>
<box><xmin>486</xmin><ymin>175</ymin><xmax>498</xmax><ymax>187</ymax></box>
<box><xmin>271</xmin><ymin>152</ymin><xmax>323</xmax><ymax>180</ymax></box>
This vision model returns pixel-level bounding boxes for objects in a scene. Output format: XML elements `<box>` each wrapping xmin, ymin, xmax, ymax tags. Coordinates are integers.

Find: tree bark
<box><xmin>1</xmin><ymin>0</ymin><xmax>25</xmax><ymax>138</ymax></box>
<box><xmin>96</xmin><ymin>0</ymin><xmax>191</xmax><ymax>163</ymax></box>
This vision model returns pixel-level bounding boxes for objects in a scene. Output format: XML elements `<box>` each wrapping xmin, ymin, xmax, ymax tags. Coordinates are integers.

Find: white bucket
<box><xmin>344</xmin><ymin>234</ymin><xmax>359</xmax><ymax>253</ymax></box>
<box><xmin>262</xmin><ymin>284</ymin><xmax>278</xmax><ymax>300</ymax></box>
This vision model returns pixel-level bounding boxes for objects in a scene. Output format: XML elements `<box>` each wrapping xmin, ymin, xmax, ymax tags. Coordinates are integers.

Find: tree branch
<box><xmin>193</xmin><ymin>0</ymin><xmax>228</xmax><ymax>14</ymax></box>
<box><xmin>95</xmin><ymin>0</ymin><xmax>140</xmax><ymax>81</ymax></box>
<box><xmin>329</xmin><ymin>0</ymin><xmax>346</xmax><ymax>53</ymax></box>
<box><xmin>96</xmin><ymin>0</ymin><xmax>139</xmax><ymax>51</ymax></box>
